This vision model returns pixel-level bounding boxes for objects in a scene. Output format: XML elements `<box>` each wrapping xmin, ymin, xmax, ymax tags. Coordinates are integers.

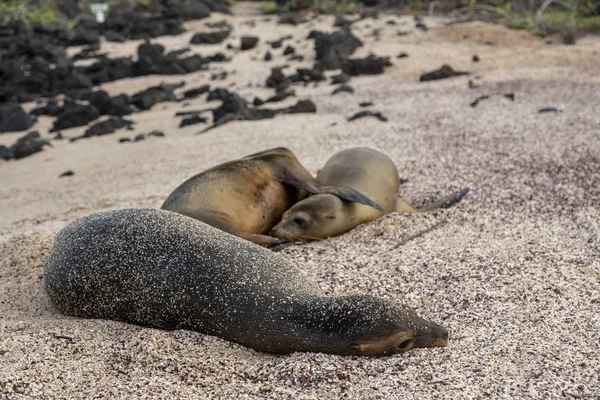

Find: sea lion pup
<box><xmin>270</xmin><ymin>147</ymin><xmax>470</xmax><ymax>242</ymax></box>
<box><xmin>44</xmin><ymin>208</ymin><xmax>448</xmax><ymax>356</ymax></box>
<box><xmin>161</xmin><ymin>147</ymin><xmax>382</xmax><ymax>246</ymax></box>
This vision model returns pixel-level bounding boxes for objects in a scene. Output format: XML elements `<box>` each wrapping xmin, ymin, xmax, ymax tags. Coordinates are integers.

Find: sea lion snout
<box><xmin>414</xmin><ymin>320</ymin><xmax>449</xmax><ymax>348</ymax></box>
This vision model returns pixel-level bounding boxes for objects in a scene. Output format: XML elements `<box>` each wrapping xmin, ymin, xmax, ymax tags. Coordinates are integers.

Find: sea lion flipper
<box><xmin>239</xmin><ymin>232</ymin><xmax>283</xmax><ymax>246</ymax></box>
<box><xmin>417</xmin><ymin>187</ymin><xmax>470</xmax><ymax>212</ymax></box>
<box><xmin>268</xmin><ymin>241</ymin><xmax>301</xmax><ymax>252</ymax></box>
<box><xmin>282</xmin><ymin>172</ymin><xmax>383</xmax><ymax>211</ymax></box>
<box><xmin>318</xmin><ymin>185</ymin><xmax>384</xmax><ymax>211</ymax></box>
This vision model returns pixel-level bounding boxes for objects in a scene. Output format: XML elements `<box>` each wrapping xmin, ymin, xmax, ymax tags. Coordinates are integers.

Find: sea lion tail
<box><xmin>418</xmin><ymin>187</ymin><xmax>470</xmax><ymax>212</ymax></box>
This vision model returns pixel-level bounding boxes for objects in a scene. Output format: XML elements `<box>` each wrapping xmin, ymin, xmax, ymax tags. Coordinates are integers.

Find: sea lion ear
<box><xmin>282</xmin><ymin>170</ymin><xmax>383</xmax><ymax>211</ymax></box>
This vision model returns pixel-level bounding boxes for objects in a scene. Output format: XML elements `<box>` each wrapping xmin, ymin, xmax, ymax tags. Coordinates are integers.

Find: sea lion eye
<box><xmin>397</xmin><ymin>339</ymin><xmax>414</xmax><ymax>351</ymax></box>
<box><xmin>293</xmin><ymin>217</ymin><xmax>311</xmax><ymax>229</ymax></box>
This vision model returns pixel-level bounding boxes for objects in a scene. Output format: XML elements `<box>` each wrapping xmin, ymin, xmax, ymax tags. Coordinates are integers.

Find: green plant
<box><xmin>136</xmin><ymin>0</ymin><xmax>154</xmax><ymax>9</ymax></box>
<box><xmin>345</xmin><ymin>1</ymin><xmax>355</xmax><ymax>14</ymax></box>
<box><xmin>261</xmin><ymin>1</ymin><xmax>278</xmax><ymax>14</ymax></box>
<box><xmin>0</xmin><ymin>0</ymin><xmax>65</xmax><ymax>28</ymax></box>
<box><xmin>507</xmin><ymin>18</ymin><xmax>533</xmax><ymax>29</ymax></box>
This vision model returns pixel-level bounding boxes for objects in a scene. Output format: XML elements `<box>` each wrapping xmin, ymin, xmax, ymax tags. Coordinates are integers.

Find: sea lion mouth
<box><xmin>415</xmin><ymin>328</ymin><xmax>449</xmax><ymax>348</ymax></box>
<box><xmin>269</xmin><ymin>228</ymin><xmax>315</xmax><ymax>243</ymax></box>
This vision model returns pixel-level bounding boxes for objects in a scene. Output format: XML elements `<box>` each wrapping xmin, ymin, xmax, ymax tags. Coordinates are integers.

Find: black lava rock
<box><xmin>330</xmin><ymin>72</ymin><xmax>350</xmax><ymax>85</ymax></box>
<box><xmin>284</xmin><ymin>100</ymin><xmax>316</xmax><ymax>114</ymax></box>
<box><xmin>59</xmin><ymin>170</ymin><xmax>74</xmax><ymax>177</ymax></box>
<box><xmin>183</xmin><ymin>85</ymin><xmax>210</xmax><ymax>99</ymax></box>
<box><xmin>89</xmin><ymin>91</ymin><xmax>133</xmax><ymax>116</ymax></box>
<box><xmin>264</xmin><ymin>51</ymin><xmax>273</xmax><ymax>61</ymax></box>
<box><xmin>0</xmin><ymin>145</ymin><xmax>11</xmax><ymax>160</ymax></box>
<box><xmin>202</xmin><ymin>89</ymin><xmax>277</xmax><ymax>132</ymax></box>
<box><xmin>266</xmin><ymin>67</ymin><xmax>289</xmax><ymax>91</ymax></box>
<box><xmin>51</xmin><ymin>103</ymin><xmax>100</xmax><ymax>132</ymax></box>
<box><xmin>472</xmin><ymin>54</ymin><xmax>480</xmax><ymax>62</ymax></box>
<box><xmin>342</xmin><ymin>55</ymin><xmax>392</xmax><ymax>76</ymax></box>
<box><xmin>0</xmin><ymin>103</ymin><xmax>34</xmax><ymax>133</ymax></box>
<box><xmin>470</xmin><ymin>95</ymin><xmax>490</xmax><ymax>107</ymax></box>
<box><xmin>334</xmin><ymin>17</ymin><xmax>353</xmax><ymax>29</ymax></box>
<box><xmin>180</xmin><ymin>115</ymin><xmax>207</xmax><ymax>127</ymax></box>
<box><xmin>241</xmin><ymin>36</ymin><xmax>259</xmax><ymax>51</ymax></box>
<box><xmin>190</xmin><ymin>30</ymin><xmax>230</xmax><ymax>45</ymax></box>
<box><xmin>420</xmin><ymin>65</ymin><xmax>469</xmax><ymax>82</ymax></box>
<box><xmin>265</xmin><ymin>89</ymin><xmax>295</xmax><ymax>103</ymax></box>
<box><xmin>30</xmin><ymin>101</ymin><xmax>63</xmax><ymax>117</ymax></box>
<box><xmin>348</xmin><ymin>111</ymin><xmax>388</xmax><ymax>122</ymax></box>
<box><xmin>332</xmin><ymin>85</ymin><xmax>354</xmax><ymax>95</ymax></box>
<box><xmin>130</xmin><ymin>84</ymin><xmax>180</xmax><ymax>111</ymax></box>
<box><xmin>416</xmin><ymin>22</ymin><xmax>427</xmax><ymax>31</ymax></box>
<box><xmin>538</xmin><ymin>107</ymin><xmax>560</xmax><ymax>113</ymax></box>
<box><xmin>268</xmin><ymin>36</ymin><xmax>291</xmax><ymax>49</ymax></box>
<box><xmin>138</xmin><ymin>42</ymin><xmax>166</xmax><ymax>61</ymax></box>
<box><xmin>314</xmin><ymin>30</ymin><xmax>363</xmax><ymax>70</ymax></box>
<box><xmin>4</xmin><ymin>131</ymin><xmax>51</xmax><ymax>160</ymax></box>
<box><xmin>295</xmin><ymin>68</ymin><xmax>325</xmax><ymax>82</ymax></box>
<box><xmin>283</xmin><ymin>45</ymin><xmax>295</xmax><ymax>55</ymax></box>
<box><xmin>148</xmin><ymin>130</ymin><xmax>165</xmax><ymax>137</ymax></box>
<box><xmin>61</xmin><ymin>71</ymin><xmax>94</xmax><ymax>91</ymax></box>
<box><xmin>81</xmin><ymin>117</ymin><xmax>134</xmax><ymax>138</ymax></box>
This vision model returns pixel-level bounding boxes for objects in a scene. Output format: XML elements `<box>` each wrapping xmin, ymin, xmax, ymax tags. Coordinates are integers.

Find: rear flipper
<box><xmin>395</xmin><ymin>188</ymin><xmax>470</xmax><ymax>214</ymax></box>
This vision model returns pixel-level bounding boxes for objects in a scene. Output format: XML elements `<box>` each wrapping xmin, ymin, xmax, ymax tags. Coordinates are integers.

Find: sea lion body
<box><xmin>44</xmin><ymin>208</ymin><xmax>448</xmax><ymax>356</ymax></box>
<box><xmin>270</xmin><ymin>147</ymin><xmax>469</xmax><ymax>242</ymax></box>
<box><xmin>162</xmin><ymin>147</ymin><xmax>382</xmax><ymax>246</ymax></box>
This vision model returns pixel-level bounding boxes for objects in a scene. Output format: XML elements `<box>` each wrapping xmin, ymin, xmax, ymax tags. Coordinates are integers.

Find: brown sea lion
<box><xmin>44</xmin><ymin>208</ymin><xmax>448</xmax><ymax>356</ymax></box>
<box><xmin>270</xmin><ymin>147</ymin><xmax>469</xmax><ymax>242</ymax></box>
<box><xmin>161</xmin><ymin>147</ymin><xmax>382</xmax><ymax>246</ymax></box>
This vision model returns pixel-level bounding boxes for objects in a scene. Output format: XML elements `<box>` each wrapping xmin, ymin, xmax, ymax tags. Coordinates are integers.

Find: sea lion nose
<box><xmin>414</xmin><ymin>320</ymin><xmax>449</xmax><ymax>348</ymax></box>
<box><xmin>438</xmin><ymin>327</ymin><xmax>449</xmax><ymax>345</ymax></box>
<box><xmin>428</xmin><ymin>325</ymin><xmax>449</xmax><ymax>347</ymax></box>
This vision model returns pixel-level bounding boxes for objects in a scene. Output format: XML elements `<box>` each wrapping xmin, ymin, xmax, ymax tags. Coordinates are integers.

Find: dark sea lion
<box><xmin>270</xmin><ymin>147</ymin><xmax>469</xmax><ymax>242</ymax></box>
<box><xmin>44</xmin><ymin>208</ymin><xmax>448</xmax><ymax>356</ymax></box>
<box><xmin>161</xmin><ymin>147</ymin><xmax>382</xmax><ymax>246</ymax></box>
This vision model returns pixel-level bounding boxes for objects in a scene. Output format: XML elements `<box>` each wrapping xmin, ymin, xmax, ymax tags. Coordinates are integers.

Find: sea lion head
<box><xmin>270</xmin><ymin>194</ymin><xmax>345</xmax><ymax>242</ymax></box>
<box><xmin>290</xmin><ymin>295</ymin><xmax>449</xmax><ymax>356</ymax></box>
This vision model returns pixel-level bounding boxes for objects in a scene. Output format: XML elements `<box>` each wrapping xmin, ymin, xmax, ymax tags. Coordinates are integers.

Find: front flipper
<box><xmin>239</xmin><ymin>232</ymin><xmax>283</xmax><ymax>246</ymax></box>
<box><xmin>418</xmin><ymin>187</ymin><xmax>470</xmax><ymax>212</ymax></box>
<box><xmin>283</xmin><ymin>172</ymin><xmax>383</xmax><ymax>211</ymax></box>
<box><xmin>268</xmin><ymin>241</ymin><xmax>301</xmax><ymax>252</ymax></box>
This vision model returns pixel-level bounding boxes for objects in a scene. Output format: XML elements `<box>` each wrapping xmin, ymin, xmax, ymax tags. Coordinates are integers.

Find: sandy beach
<box><xmin>1</xmin><ymin>4</ymin><xmax>599</xmax><ymax>399</ymax></box>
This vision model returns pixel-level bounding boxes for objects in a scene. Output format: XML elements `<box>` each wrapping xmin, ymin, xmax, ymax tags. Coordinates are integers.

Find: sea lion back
<box><xmin>44</xmin><ymin>209</ymin><xmax>322</xmax><ymax>334</ymax></box>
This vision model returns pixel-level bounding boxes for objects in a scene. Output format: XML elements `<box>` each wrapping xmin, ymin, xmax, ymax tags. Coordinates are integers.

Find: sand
<box><xmin>1</xmin><ymin>5</ymin><xmax>599</xmax><ymax>399</ymax></box>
